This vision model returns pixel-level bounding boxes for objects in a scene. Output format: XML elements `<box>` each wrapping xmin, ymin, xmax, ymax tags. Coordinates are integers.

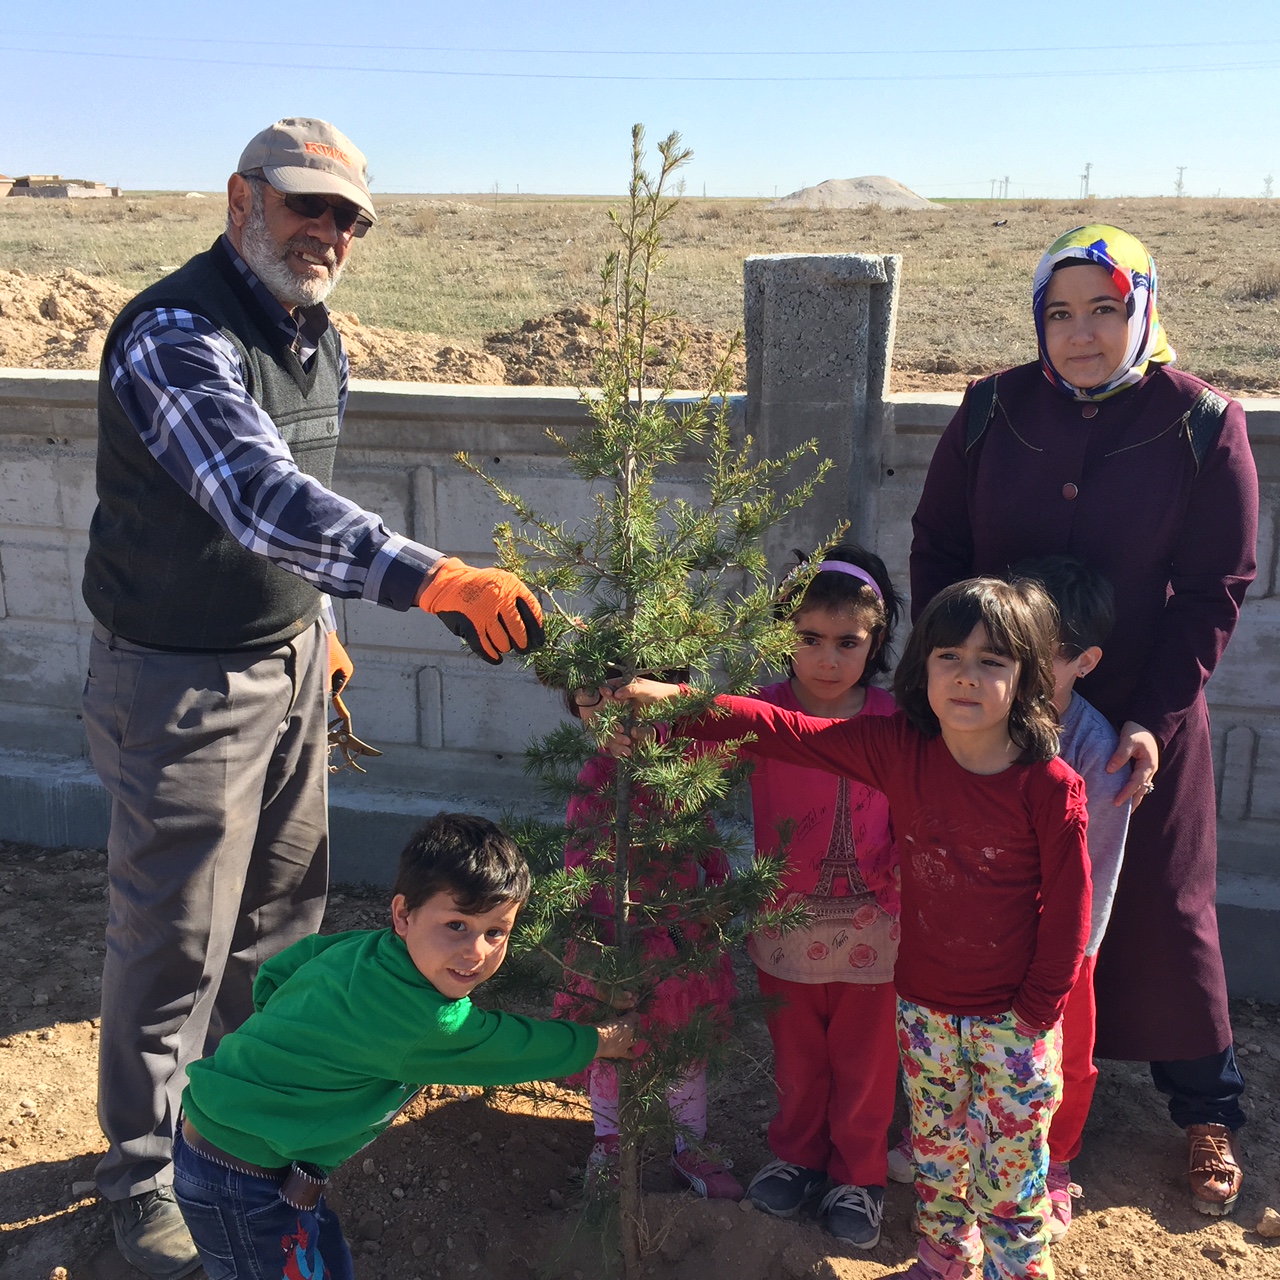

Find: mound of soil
<box><xmin>1</xmin><ymin>842</ymin><xmax>1278</xmax><ymax>1279</ymax></box>
<box><xmin>484</xmin><ymin>305</ymin><xmax>746</xmax><ymax>390</ymax></box>
<box><xmin>770</xmin><ymin>177</ymin><xmax>941</xmax><ymax>211</ymax></box>
<box><xmin>0</xmin><ymin>269</ymin><xmax>132</xmax><ymax>369</ymax></box>
<box><xmin>0</xmin><ymin>271</ymin><xmax>742</xmax><ymax>391</ymax></box>
<box><xmin>330</xmin><ymin>312</ymin><xmax>506</xmax><ymax>384</ymax></box>
<box><xmin>0</xmin><ymin>269</ymin><xmax>507</xmax><ymax>386</ymax></box>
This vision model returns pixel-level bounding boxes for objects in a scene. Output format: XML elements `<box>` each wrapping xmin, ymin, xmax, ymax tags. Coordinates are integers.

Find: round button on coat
<box><xmin>1062</xmin><ymin>482</ymin><xmax>1079</xmax><ymax>500</ymax></box>
<box><xmin>1081</xmin><ymin>404</ymin><xmax>1099</xmax><ymax>419</ymax></box>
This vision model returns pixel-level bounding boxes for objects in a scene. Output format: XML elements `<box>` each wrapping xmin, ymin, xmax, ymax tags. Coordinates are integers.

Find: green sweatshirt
<box><xmin>183</xmin><ymin>929</ymin><xmax>598</xmax><ymax>1172</ymax></box>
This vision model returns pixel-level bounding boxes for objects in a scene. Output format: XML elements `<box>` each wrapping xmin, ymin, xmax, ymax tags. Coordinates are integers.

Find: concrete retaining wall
<box><xmin>1</xmin><ymin>252</ymin><xmax>1276</xmax><ymax>995</ymax></box>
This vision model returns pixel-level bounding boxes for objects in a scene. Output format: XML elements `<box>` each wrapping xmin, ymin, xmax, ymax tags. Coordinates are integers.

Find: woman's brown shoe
<box><xmin>1187</xmin><ymin>1123</ymin><xmax>1243</xmax><ymax>1216</ymax></box>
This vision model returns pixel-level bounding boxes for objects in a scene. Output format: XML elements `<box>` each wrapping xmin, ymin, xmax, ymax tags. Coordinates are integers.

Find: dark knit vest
<box><xmin>82</xmin><ymin>239</ymin><xmax>342</xmax><ymax>650</ymax></box>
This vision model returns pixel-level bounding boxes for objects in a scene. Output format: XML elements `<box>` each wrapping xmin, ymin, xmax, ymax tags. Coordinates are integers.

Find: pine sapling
<box><xmin>458</xmin><ymin>124</ymin><xmax>833</xmax><ymax>1278</ymax></box>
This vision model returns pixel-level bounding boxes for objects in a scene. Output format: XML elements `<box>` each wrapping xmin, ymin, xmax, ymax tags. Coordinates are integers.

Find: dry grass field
<box><xmin>1</xmin><ymin>191</ymin><xmax>1278</xmax><ymax>392</ymax></box>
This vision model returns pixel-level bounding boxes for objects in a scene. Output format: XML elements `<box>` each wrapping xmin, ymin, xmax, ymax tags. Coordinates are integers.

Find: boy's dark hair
<box><xmin>393</xmin><ymin>813</ymin><xmax>531</xmax><ymax>913</ymax></box>
<box><xmin>1010</xmin><ymin>555</ymin><xmax>1115</xmax><ymax>656</ymax></box>
<box><xmin>893</xmin><ymin>577</ymin><xmax>1060</xmax><ymax>764</ymax></box>
<box><xmin>779</xmin><ymin>544</ymin><xmax>902</xmax><ymax>685</ymax></box>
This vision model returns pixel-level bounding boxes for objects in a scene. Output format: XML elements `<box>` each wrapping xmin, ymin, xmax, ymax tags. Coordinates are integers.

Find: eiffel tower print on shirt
<box><xmin>805</xmin><ymin>775</ymin><xmax>879</xmax><ymax>922</ymax></box>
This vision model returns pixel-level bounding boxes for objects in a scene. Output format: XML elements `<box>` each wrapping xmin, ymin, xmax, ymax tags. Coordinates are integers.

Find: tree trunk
<box><xmin>612</xmin><ymin>760</ymin><xmax>643</xmax><ymax>1277</ymax></box>
<box><xmin>617</xmin><ymin>1065</ymin><xmax>643</xmax><ymax>1280</ymax></box>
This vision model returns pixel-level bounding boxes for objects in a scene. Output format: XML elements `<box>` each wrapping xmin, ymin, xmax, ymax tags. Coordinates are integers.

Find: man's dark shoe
<box><xmin>110</xmin><ymin>1187</ymin><xmax>201</xmax><ymax>1279</ymax></box>
<box><xmin>1187</xmin><ymin>1123</ymin><xmax>1244</xmax><ymax>1216</ymax></box>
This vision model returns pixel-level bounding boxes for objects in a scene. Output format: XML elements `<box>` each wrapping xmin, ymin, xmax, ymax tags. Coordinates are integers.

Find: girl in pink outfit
<box><xmin>553</xmin><ymin>689</ymin><xmax>742</xmax><ymax>1200</ymax></box>
<box><xmin>740</xmin><ymin>545</ymin><xmax>902</xmax><ymax>1251</ymax></box>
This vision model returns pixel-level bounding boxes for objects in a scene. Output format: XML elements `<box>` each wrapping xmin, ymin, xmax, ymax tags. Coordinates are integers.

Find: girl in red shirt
<box><xmin>613</xmin><ymin>578</ymin><xmax>1090</xmax><ymax>1280</ymax></box>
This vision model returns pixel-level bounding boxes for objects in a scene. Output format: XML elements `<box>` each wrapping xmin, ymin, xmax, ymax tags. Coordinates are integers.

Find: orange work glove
<box><xmin>416</xmin><ymin>557</ymin><xmax>545</xmax><ymax>665</ymax></box>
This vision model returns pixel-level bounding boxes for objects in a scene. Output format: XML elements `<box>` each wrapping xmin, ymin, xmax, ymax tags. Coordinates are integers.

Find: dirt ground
<box><xmin>1</xmin><ymin>840</ymin><xmax>1277</xmax><ymax>1280</ymax></box>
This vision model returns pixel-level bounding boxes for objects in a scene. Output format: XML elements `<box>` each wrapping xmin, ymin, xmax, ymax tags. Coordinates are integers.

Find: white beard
<box><xmin>239</xmin><ymin>190</ymin><xmax>345</xmax><ymax>309</ymax></box>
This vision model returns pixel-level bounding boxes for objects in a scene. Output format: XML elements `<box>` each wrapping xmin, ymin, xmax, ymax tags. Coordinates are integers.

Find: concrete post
<box><xmin>744</xmin><ymin>253</ymin><xmax>901</xmax><ymax>570</ymax></box>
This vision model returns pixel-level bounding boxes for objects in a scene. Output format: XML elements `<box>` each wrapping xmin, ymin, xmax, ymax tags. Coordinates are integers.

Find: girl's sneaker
<box><xmin>746</xmin><ymin>1158</ymin><xmax>828</xmax><ymax>1217</ymax></box>
<box><xmin>820</xmin><ymin>1183</ymin><xmax>884</xmax><ymax>1249</ymax></box>
<box><xmin>886</xmin><ymin>1126</ymin><xmax>915</xmax><ymax>1184</ymax></box>
<box><xmin>671</xmin><ymin>1148</ymin><xmax>744</xmax><ymax>1201</ymax></box>
<box><xmin>898</xmin><ymin>1238</ymin><xmax>977</xmax><ymax>1279</ymax></box>
<box><xmin>1046</xmin><ymin>1159</ymin><xmax>1081</xmax><ymax>1241</ymax></box>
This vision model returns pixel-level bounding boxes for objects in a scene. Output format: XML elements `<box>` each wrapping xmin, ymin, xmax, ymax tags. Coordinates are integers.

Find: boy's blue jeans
<box><xmin>172</xmin><ymin>1127</ymin><xmax>353</xmax><ymax>1280</ymax></box>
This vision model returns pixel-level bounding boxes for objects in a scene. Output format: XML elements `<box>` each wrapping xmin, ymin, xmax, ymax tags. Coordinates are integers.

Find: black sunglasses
<box><xmin>241</xmin><ymin>174</ymin><xmax>373</xmax><ymax>238</ymax></box>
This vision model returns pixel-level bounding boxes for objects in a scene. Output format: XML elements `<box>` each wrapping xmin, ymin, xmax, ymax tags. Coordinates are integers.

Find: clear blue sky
<box><xmin>3</xmin><ymin>1</ymin><xmax>1278</xmax><ymax>199</ymax></box>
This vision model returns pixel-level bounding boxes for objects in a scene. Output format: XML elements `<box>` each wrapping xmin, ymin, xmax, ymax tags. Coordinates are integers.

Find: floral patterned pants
<box><xmin>897</xmin><ymin>999</ymin><xmax>1062</xmax><ymax>1279</ymax></box>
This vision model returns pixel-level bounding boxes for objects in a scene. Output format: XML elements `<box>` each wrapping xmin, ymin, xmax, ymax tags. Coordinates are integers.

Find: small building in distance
<box><xmin>8</xmin><ymin>175</ymin><xmax>122</xmax><ymax>198</ymax></box>
<box><xmin>0</xmin><ymin>174</ymin><xmax>12</xmax><ymax>198</ymax></box>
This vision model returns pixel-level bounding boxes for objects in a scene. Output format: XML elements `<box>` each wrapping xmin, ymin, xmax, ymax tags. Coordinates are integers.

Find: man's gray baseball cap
<box><xmin>238</xmin><ymin>118</ymin><xmax>376</xmax><ymax>223</ymax></box>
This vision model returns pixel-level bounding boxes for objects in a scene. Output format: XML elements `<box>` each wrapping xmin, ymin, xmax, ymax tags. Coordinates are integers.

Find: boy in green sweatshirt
<box><xmin>174</xmin><ymin>812</ymin><xmax>638</xmax><ymax>1280</ymax></box>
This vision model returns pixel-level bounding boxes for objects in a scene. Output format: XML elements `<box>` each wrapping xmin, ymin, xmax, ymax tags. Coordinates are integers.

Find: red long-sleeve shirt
<box><xmin>687</xmin><ymin>697</ymin><xmax>1090</xmax><ymax>1029</ymax></box>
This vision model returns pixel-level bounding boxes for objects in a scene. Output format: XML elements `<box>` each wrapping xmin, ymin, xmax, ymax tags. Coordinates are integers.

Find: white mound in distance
<box><xmin>769</xmin><ymin>176</ymin><xmax>942</xmax><ymax>211</ymax></box>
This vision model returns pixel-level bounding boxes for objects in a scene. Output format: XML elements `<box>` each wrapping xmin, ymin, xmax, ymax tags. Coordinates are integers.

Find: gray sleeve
<box><xmin>1060</xmin><ymin>701</ymin><xmax>1132</xmax><ymax>954</ymax></box>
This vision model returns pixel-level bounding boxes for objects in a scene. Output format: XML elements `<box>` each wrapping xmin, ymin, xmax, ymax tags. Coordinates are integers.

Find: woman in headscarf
<box><xmin>909</xmin><ymin>225</ymin><xmax>1258</xmax><ymax>1226</ymax></box>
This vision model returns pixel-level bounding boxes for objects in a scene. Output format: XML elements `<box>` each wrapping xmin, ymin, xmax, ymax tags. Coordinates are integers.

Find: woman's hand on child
<box><xmin>594</xmin><ymin>1013</ymin><xmax>642</xmax><ymax>1060</ymax></box>
<box><xmin>1106</xmin><ymin>721</ymin><xmax>1160</xmax><ymax>811</ymax></box>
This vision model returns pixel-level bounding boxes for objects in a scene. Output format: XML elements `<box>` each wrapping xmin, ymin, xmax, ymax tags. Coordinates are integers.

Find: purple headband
<box><xmin>816</xmin><ymin>560</ymin><xmax>883</xmax><ymax>599</ymax></box>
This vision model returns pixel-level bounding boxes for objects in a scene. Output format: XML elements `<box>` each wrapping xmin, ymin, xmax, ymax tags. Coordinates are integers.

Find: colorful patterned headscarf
<box><xmin>1032</xmin><ymin>224</ymin><xmax>1175</xmax><ymax>401</ymax></box>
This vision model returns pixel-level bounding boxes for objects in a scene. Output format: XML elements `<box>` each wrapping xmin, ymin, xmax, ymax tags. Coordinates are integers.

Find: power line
<box><xmin>9</xmin><ymin>31</ymin><xmax>1280</xmax><ymax>58</ymax></box>
<box><xmin>2</xmin><ymin>43</ymin><xmax>1277</xmax><ymax>83</ymax></box>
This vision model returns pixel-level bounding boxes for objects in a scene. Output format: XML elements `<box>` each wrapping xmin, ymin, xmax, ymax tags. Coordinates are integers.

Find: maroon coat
<box><xmin>909</xmin><ymin>361</ymin><xmax>1259</xmax><ymax>1061</ymax></box>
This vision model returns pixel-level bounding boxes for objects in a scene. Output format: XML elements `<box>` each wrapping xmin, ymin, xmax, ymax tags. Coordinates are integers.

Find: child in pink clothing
<box><xmin>553</xmin><ymin>689</ymin><xmax>741</xmax><ymax>1200</ymax></box>
<box><xmin>742</xmin><ymin>545</ymin><xmax>903</xmax><ymax>1250</ymax></box>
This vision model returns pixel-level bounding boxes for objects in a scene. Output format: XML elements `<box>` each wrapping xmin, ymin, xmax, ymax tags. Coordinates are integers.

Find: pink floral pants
<box><xmin>898</xmin><ymin>999</ymin><xmax>1062</xmax><ymax>1279</ymax></box>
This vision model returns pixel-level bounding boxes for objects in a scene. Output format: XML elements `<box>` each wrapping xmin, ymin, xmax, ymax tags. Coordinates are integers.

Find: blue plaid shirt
<box><xmin>106</xmin><ymin>235</ymin><xmax>440</xmax><ymax>611</ymax></box>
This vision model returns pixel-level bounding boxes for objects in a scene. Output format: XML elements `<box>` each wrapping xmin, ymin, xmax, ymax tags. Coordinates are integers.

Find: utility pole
<box><xmin>1175</xmin><ymin>166</ymin><xmax>1186</xmax><ymax>198</ymax></box>
<box><xmin>1002</xmin><ymin>175</ymin><xmax>1010</xmax><ymax>198</ymax></box>
<box><xmin>1079</xmin><ymin>163</ymin><xmax>1092</xmax><ymax>199</ymax></box>
<box><xmin>1265</xmin><ymin>174</ymin><xmax>1274</xmax><ymax>199</ymax></box>
<box><xmin>990</xmin><ymin>178</ymin><xmax>998</xmax><ymax>199</ymax></box>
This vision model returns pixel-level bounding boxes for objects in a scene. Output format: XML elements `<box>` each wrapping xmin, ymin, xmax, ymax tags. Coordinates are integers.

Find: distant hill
<box><xmin>769</xmin><ymin>176</ymin><xmax>942</xmax><ymax>210</ymax></box>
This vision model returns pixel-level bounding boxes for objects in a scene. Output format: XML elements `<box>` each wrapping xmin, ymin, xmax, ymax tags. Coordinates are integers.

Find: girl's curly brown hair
<box><xmin>893</xmin><ymin>577</ymin><xmax>1060</xmax><ymax>764</ymax></box>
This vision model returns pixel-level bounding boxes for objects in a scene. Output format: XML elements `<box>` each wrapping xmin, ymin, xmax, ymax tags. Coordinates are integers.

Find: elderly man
<box><xmin>80</xmin><ymin>118</ymin><xmax>542</xmax><ymax>1278</ymax></box>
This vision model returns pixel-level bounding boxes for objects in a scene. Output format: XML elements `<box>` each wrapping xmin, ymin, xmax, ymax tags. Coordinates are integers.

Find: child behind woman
<box><xmin>554</xmin><ymin>685</ymin><xmax>742</xmax><ymax>1200</ymax></box>
<box><xmin>615</xmin><ymin>578</ymin><xmax>1091</xmax><ymax>1280</ymax></box>
<box><xmin>1015</xmin><ymin>556</ymin><xmax>1130</xmax><ymax>1238</ymax></box>
<box><xmin>741</xmin><ymin>546</ymin><xmax>902</xmax><ymax>1249</ymax></box>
